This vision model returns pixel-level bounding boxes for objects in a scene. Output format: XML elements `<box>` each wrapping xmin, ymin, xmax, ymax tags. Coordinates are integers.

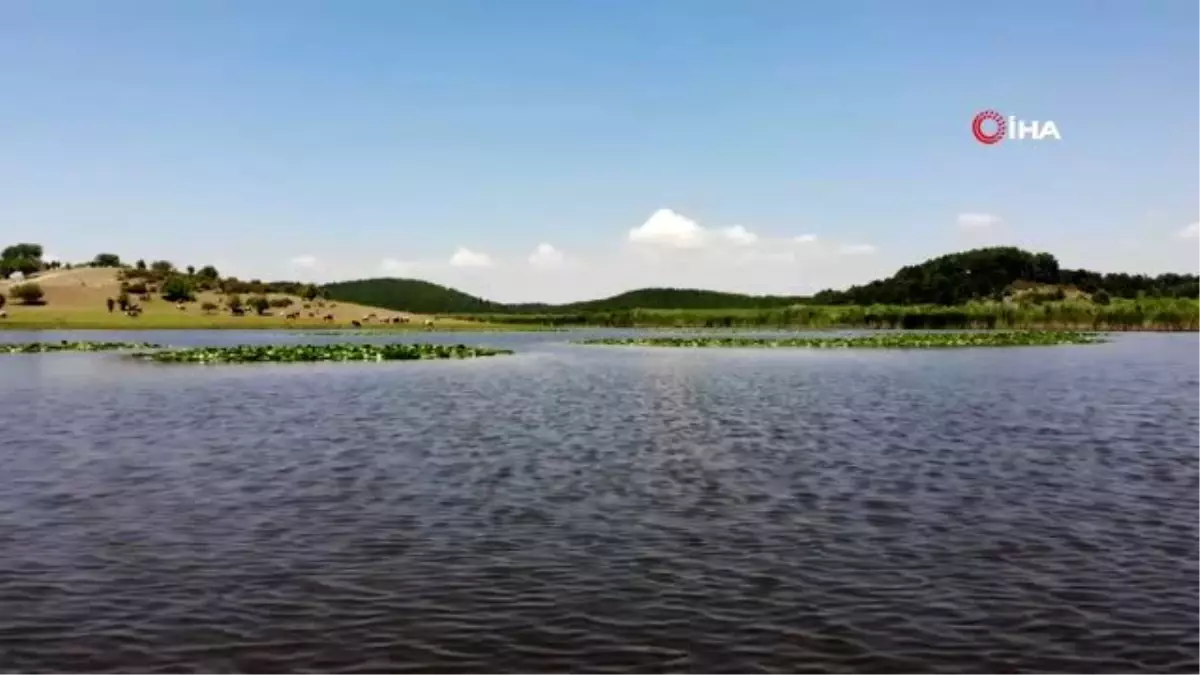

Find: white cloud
<box><xmin>528</xmin><ymin>243</ymin><xmax>566</xmax><ymax>269</ymax></box>
<box><xmin>628</xmin><ymin>208</ymin><xmax>709</xmax><ymax>249</ymax></box>
<box><xmin>1178</xmin><ymin>222</ymin><xmax>1199</xmax><ymax>239</ymax></box>
<box><xmin>838</xmin><ymin>244</ymin><xmax>877</xmax><ymax>255</ymax></box>
<box><xmin>793</xmin><ymin>234</ymin><xmax>819</xmax><ymax>244</ymax></box>
<box><xmin>957</xmin><ymin>213</ymin><xmax>1003</xmax><ymax>229</ymax></box>
<box><xmin>289</xmin><ymin>254</ymin><xmax>318</xmax><ymax>268</ymax></box>
<box><xmin>449</xmin><ymin>247</ymin><xmax>494</xmax><ymax>268</ymax></box>
<box><xmin>380</xmin><ymin>258</ymin><xmax>413</xmax><ymax>275</ymax></box>
<box><xmin>720</xmin><ymin>225</ymin><xmax>758</xmax><ymax>247</ymax></box>
<box><xmin>627</xmin><ymin>208</ymin><xmax>767</xmax><ymax>253</ymax></box>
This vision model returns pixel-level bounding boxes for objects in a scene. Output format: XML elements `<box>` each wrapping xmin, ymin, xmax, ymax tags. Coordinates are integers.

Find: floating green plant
<box><xmin>1</xmin><ymin>340</ymin><xmax>162</xmax><ymax>354</ymax></box>
<box><xmin>130</xmin><ymin>342</ymin><xmax>514</xmax><ymax>364</ymax></box>
<box><xmin>575</xmin><ymin>331</ymin><xmax>1106</xmax><ymax>349</ymax></box>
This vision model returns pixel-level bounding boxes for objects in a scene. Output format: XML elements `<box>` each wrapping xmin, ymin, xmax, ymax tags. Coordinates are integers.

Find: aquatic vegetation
<box><xmin>575</xmin><ymin>331</ymin><xmax>1107</xmax><ymax>349</ymax></box>
<box><xmin>130</xmin><ymin>342</ymin><xmax>514</xmax><ymax>364</ymax></box>
<box><xmin>0</xmin><ymin>340</ymin><xmax>162</xmax><ymax>353</ymax></box>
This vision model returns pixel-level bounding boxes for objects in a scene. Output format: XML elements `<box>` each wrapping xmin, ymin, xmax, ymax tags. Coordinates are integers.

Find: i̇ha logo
<box><xmin>972</xmin><ymin>110</ymin><xmax>1061</xmax><ymax>145</ymax></box>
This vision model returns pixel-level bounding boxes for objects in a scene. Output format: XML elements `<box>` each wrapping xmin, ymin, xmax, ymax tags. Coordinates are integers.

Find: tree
<box><xmin>0</xmin><ymin>256</ymin><xmax>39</xmax><ymax>277</ymax></box>
<box><xmin>150</xmin><ymin>260</ymin><xmax>175</xmax><ymax>274</ymax></box>
<box><xmin>186</xmin><ymin>265</ymin><xmax>196</xmax><ymax>276</ymax></box>
<box><xmin>1093</xmin><ymin>290</ymin><xmax>1111</xmax><ymax>305</ymax></box>
<box><xmin>92</xmin><ymin>253</ymin><xmax>122</xmax><ymax>267</ymax></box>
<box><xmin>121</xmin><ymin>280</ymin><xmax>148</xmax><ymax>295</ymax></box>
<box><xmin>2</xmin><ymin>243</ymin><xmax>42</xmax><ymax>260</ymax></box>
<box><xmin>9</xmin><ymin>282</ymin><xmax>45</xmax><ymax>305</ymax></box>
<box><xmin>247</xmin><ymin>295</ymin><xmax>271</xmax><ymax>315</ymax></box>
<box><xmin>160</xmin><ymin>275</ymin><xmax>195</xmax><ymax>302</ymax></box>
<box><xmin>196</xmin><ymin>265</ymin><xmax>219</xmax><ymax>280</ymax></box>
<box><xmin>136</xmin><ymin>259</ymin><xmax>147</xmax><ymax>270</ymax></box>
<box><xmin>301</xmin><ymin>284</ymin><xmax>321</xmax><ymax>301</ymax></box>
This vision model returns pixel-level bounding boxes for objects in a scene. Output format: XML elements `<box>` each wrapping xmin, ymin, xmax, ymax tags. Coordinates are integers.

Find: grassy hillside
<box><xmin>0</xmin><ymin>267</ymin><xmax>484</xmax><ymax>330</ymax></box>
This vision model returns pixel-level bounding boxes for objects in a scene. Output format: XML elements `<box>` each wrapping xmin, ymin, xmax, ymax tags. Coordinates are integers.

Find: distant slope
<box><xmin>322</xmin><ymin>280</ymin><xmax>807</xmax><ymax>314</ymax></box>
<box><xmin>554</xmin><ymin>288</ymin><xmax>805</xmax><ymax>312</ymax></box>
<box><xmin>320</xmin><ymin>247</ymin><xmax>1200</xmax><ymax>314</ymax></box>
<box><xmin>323</xmin><ymin>278</ymin><xmax>504</xmax><ymax>314</ymax></box>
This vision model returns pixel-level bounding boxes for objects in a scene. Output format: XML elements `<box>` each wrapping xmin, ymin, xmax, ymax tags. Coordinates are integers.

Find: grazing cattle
<box><xmin>231</xmin><ymin>307</ymin><xmax>245</xmax><ymax>316</ymax></box>
<box><xmin>307</xmin><ymin>312</ymin><xmax>315</xmax><ymax>318</ymax></box>
<box><xmin>351</xmin><ymin>320</ymin><xmax>362</xmax><ymax>328</ymax></box>
<box><xmin>424</xmin><ymin>319</ymin><xmax>434</xmax><ymax>329</ymax></box>
<box><xmin>323</xmin><ymin>314</ymin><xmax>334</xmax><ymax>322</ymax></box>
<box><xmin>0</xmin><ymin>310</ymin><xmax>7</xmax><ymax>319</ymax></box>
<box><xmin>176</xmin><ymin>303</ymin><xmax>186</xmax><ymax>311</ymax></box>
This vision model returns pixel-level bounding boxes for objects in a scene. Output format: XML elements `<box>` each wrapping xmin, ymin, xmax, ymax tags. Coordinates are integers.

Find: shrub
<box><xmin>196</xmin><ymin>265</ymin><xmax>219</xmax><ymax>280</ymax></box>
<box><xmin>121</xmin><ymin>280</ymin><xmax>149</xmax><ymax>295</ymax></box>
<box><xmin>160</xmin><ymin>275</ymin><xmax>195</xmax><ymax>302</ymax></box>
<box><xmin>150</xmin><ymin>260</ymin><xmax>175</xmax><ymax>274</ymax></box>
<box><xmin>1093</xmin><ymin>290</ymin><xmax>1111</xmax><ymax>305</ymax></box>
<box><xmin>9</xmin><ymin>282</ymin><xmax>45</xmax><ymax>305</ymax></box>
<box><xmin>92</xmin><ymin>253</ymin><xmax>122</xmax><ymax>267</ymax></box>
<box><xmin>135</xmin><ymin>259</ymin><xmax>147</xmax><ymax>270</ymax></box>
<box><xmin>200</xmin><ymin>301</ymin><xmax>218</xmax><ymax>314</ymax></box>
<box><xmin>247</xmin><ymin>295</ymin><xmax>271</xmax><ymax>315</ymax></box>
<box><xmin>269</xmin><ymin>297</ymin><xmax>294</xmax><ymax>308</ymax></box>
<box><xmin>186</xmin><ymin>265</ymin><xmax>195</xmax><ymax>276</ymax></box>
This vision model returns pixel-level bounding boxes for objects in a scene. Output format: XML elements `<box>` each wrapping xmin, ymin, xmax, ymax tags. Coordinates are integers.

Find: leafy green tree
<box><xmin>92</xmin><ymin>253</ymin><xmax>122</xmax><ymax>267</ymax></box>
<box><xmin>150</xmin><ymin>260</ymin><xmax>175</xmax><ymax>274</ymax></box>
<box><xmin>2</xmin><ymin>243</ymin><xmax>42</xmax><ymax>260</ymax></box>
<box><xmin>247</xmin><ymin>295</ymin><xmax>270</xmax><ymax>315</ymax></box>
<box><xmin>9</xmin><ymin>282</ymin><xmax>45</xmax><ymax>305</ymax></box>
<box><xmin>186</xmin><ymin>265</ymin><xmax>196</xmax><ymax>276</ymax></box>
<box><xmin>196</xmin><ymin>265</ymin><xmax>219</xmax><ymax>280</ymax></box>
<box><xmin>301</xmin><ymin>284</ymin><xmax>321</xmax><ymax>301</ymax></box>
<box><xmin>160</xmin><ymin>275</ymin><xmax>195</xmax><ymax>302</ymax></box>
<box><xmin>135</xmin><ymin>259</ymin><xmax>147</xmax><ymax>270</ymax></box>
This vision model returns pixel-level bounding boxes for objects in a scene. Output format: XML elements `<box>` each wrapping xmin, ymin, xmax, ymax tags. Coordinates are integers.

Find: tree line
<box><xmin>810</xmin><ymin>247</ymin><xmax>1198</xmax><ymax>305</ymax></box>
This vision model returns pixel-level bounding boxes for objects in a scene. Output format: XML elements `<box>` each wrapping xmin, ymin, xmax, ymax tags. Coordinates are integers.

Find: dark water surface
<box><xmin>0</xmin><ymin>330</ymin><xmax>1196</xmax><ymax>673</ymax></box>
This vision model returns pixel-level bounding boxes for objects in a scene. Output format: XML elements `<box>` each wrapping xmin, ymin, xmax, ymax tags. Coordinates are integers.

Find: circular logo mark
<box><xmin>972</xmin><ymin>110</ymin><xmax>1006</xmax><ymax>145</ymax></box>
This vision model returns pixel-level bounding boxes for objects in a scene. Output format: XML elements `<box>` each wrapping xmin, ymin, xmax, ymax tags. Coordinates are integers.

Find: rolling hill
<box><xmin>321</xmin><ymin>247</ymin><xmax>1200</xmax><ymax>315</ymax></box>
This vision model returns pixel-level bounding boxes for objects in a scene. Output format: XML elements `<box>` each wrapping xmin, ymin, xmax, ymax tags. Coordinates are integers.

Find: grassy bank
<box><xmin>577</xmin><ymin>332</ymin><xmax>1106</xmax><ymax>349</ymax></box>
<box><xmin>449</xmin><ymin>297</ymin><xmax>1199</xmax><ymax>331</ymax></box>
<box><xmin>0</xmin><ymin>308</ymin><xmax>523</xmax><ymax>331</ymax></box>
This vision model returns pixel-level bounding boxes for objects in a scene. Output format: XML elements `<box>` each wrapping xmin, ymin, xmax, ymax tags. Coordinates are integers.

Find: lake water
<box><xmin>0</xmin><ymin>330</ymin><xmax>1196</xmax><ymax>673</ymax></box>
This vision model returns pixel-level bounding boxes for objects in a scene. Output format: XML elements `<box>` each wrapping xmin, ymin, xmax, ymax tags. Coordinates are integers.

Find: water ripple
<box><xmin>0</xmin><ymin>331</ymin><xmax>1196</xmax><ymax>673</ymax></box>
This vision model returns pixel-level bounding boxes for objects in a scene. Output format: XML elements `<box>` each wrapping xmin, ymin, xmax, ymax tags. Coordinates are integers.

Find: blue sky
<box><xmin>1</xmin><ymin>0</ymin><xmax>1196</xmax><ymax>302</ymax></box>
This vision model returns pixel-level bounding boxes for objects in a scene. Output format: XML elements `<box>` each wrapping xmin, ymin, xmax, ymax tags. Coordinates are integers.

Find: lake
<box><xmin>0</xmin><ymin>330</ymin><xmax>1196</xmax><ymax>673</ymax></box>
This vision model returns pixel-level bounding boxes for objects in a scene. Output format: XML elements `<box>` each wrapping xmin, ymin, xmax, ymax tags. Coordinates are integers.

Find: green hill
<box><xmin>323</xmin><ymin>281</ymin><xmax>806</xmax><ymax>314</ymax></box>
<box><xmin>321</xmin><ymin>247</ymin><xmax>1199</xmax><ymax>314</ymax></box>
<box><xmin>322</xmin><ymin>278</ymin><xmax>504</xmax><ymax>314</ymax></box>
